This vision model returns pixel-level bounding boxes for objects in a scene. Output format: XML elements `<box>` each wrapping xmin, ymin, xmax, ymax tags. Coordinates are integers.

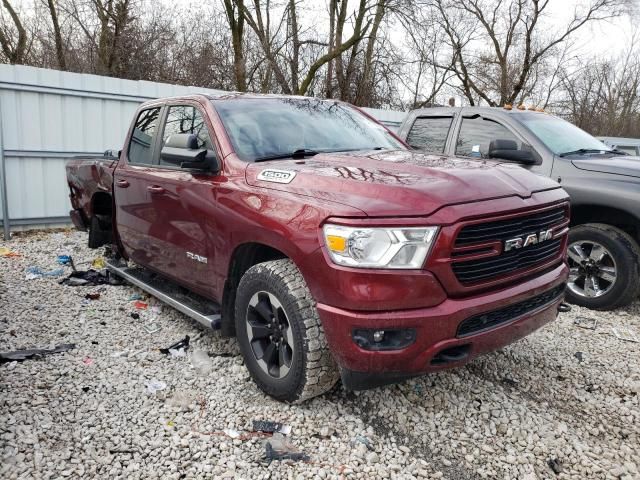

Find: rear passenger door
<box><xmin>405</xmin><ymin>116</ymin><xmax>454</xmax><ymax>154</ymax></box>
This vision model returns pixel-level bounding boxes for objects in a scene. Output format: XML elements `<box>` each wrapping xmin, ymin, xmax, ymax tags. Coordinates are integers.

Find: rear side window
<box><xmin>455</xmin><ymin>117</ymin><xmax>520</xmax><ymax>158</ymax></box>
<box><xmin>128</xmin><ymin>107</ymin><xmax>161</xmax><ymax>164</ymax></box>
<box><xmin>406</xmin><ymin>117</ymin><xmax>452</xmax><ymax>153</ymax></box>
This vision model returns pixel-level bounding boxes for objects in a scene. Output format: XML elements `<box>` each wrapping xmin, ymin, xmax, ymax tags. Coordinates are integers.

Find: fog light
<box><xmin>352</xmin><ymin>328</ymin><xmax>416</xmax><ymax>351</ymax></box>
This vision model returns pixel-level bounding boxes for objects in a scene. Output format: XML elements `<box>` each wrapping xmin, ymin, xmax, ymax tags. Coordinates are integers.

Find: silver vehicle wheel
<box><xmin>246</xmin><ymin>291</ymin><xmax>295</xmax><ymax>379</ymax></box>
<box><xmin>567</xmin><ymin>240</ymin><xmax>617</xmax><ymax>298</ymax></box>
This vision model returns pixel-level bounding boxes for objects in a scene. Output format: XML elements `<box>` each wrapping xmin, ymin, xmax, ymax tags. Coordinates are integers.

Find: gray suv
<box><xmin>398</xmin><ymin>107</ymin><xmax>640</xmax><ymax>310</ymax></box>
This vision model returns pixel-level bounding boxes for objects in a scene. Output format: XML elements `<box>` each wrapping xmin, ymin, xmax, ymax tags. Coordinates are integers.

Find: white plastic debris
<box><xmin>146</xmin><ymin>379</ymin><xmax>167</xmax><ymax>394</ymax></box>
<box><xmin>223</xmin><ymin>428</ymin><xmax>241</xmax><ymax>439</ymax></box>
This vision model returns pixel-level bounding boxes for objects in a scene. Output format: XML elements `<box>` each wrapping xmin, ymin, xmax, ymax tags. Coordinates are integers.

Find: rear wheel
<box><xmin>234</xmin><ymin>259</ymin><xmax>339</xmax><ymax>403</ymax></box>
<box><xmin>566</xmin><ymin>224</ymin><xmax>640</xmax><ymax>310</ymax></box>
<box><xmin>88</xmin><ymin>215</ymin><xmax>112</xmax><ymax>248</ymax></box>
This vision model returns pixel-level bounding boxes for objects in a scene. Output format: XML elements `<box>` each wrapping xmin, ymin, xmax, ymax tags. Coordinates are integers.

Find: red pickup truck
<box><xmin>66</xmin><ymin>94</ymin><xmax>569</xmax><ymax>402</ymax></box>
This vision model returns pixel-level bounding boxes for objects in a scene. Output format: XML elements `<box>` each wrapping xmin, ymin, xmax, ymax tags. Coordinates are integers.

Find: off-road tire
<box><xmin>566</xmin><ymin>223</ymin><xmax>640</xmax><ymax>310</ymax></box>
<box><xmin>234</xmin><ymin>259</ymin><xmax>339</xmax><ymax>403</ymax></box>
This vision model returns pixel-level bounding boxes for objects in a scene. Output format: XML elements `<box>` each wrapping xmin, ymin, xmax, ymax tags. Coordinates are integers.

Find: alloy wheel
<box><xmin>246</xmin><ymin>291</ymin><xmax>295</xmax><ymax>379</ymax></box>
<box><xmin>567</xmin><ymin>240</ymin><xmax>617</xmax><ymax>298</ymax></box>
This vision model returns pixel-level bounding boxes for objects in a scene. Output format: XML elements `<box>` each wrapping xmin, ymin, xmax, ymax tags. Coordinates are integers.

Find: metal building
<box><xmin>0</xmin><ymin>64</ymin><xmax>406</xmax><ymax>240</ymax></box>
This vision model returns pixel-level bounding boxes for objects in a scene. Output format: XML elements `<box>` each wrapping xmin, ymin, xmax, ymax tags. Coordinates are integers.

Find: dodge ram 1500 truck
<box><xmin>67</xmin><ymin>94</ymin><xmax>569</xmax><ymax>402</ymax></box>
<box><xmin>399</xmin><ymin>107</ymin><xmax>640</xmax><ymax>310</ymax></box>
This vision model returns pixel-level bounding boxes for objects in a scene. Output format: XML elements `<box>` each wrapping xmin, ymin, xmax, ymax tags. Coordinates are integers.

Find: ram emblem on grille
<box><xmin>504</xmin><ymin>229</ymin><xmax>554</xmax><ymax>252</ymax></box>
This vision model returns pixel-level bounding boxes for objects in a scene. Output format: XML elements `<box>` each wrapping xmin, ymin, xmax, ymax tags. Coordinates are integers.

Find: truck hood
<box><xmin>571</xmin><ymin>156</ymin><xmax>640</xmax><ymax>179</ymax></box>
<box><xmin>245</xmin><ymin>150</ymin><xmax>561</xmax><ymax>217</ymax></box>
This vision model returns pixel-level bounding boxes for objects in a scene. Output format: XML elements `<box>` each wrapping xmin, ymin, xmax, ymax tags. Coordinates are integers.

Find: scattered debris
<box><xmin>91</xmin><ymin>257</ymin><xmax>107</xmax><ymax>269</ymax></box>
<box><xmin>144</xmin><ymin>323</ymin><xmax>161</xmax><ymax>334</ymax></box>
<box><xmin>130</xmin><ymin>312</ymin><xmax>140</xmax><ymax>320</ymax></box>
<box><xmin>190</xmin><ymin>350</ymin><xmax>213</xmax><ymax>375</ymax></box>
<box><xmin>612</xmin><ymin>327</ymin><xmax>639</xmax><ymax>343</ymax></box>
<box><xmin>134</xmin><ymin>301</ymin><xmax>148</xmax><ymax>310</ymax></box>
<box><xmin>0</xmin><ymin>344</ymin><xmax>76</xmax><ymax>363</ymax></box>
<box><xmin>25</xmin><ymin>266</ymin><xmax>65</xmax><ymax>280</ymax></box>
<box><xmin>146</xmin><ymin>379</ymin><xmax>167</xmax><ymax>394</ymax></box>
<box><xmin>160</xmin><ymin>336</ymin><xmax>190</xmax><ymax>355</ymax></box>
<box><xmin>502</xmin><ymin>376</ymin><xmax>518</xmax><ymax>387</ymax></box>
<box><xmin>0</xmin><ymin>247</ymin><xmax>20</xmax><ymax>257</ymax></box>
<box><xmin>574</xmin><ymin>316</ymin><xmax>597</xmax><ymax>330</ymax></box>
<box><xmin>82</xmin><ymin>356</ymin><xmax>94</xmax><ymax>366</ymax></box>
<box><xmin>167</xmin><ymin>420</ymin><xmax>176</xmax><ymax>428</ymax></box>
<box><xmin>253</xmin><ymin>420</ymin><xmax>292</xmax><ymax>435</ymax></box>
<box><xmin>82</xmin><ymin>386</ymin><xmax>91</xmax><ymax>392</ymax></box>
<box><xmin>57</xmin><ymin>255</ymin><xmax>72</xmax><ymax>265</ymax></box>
<box><xmin>85</xmin><ymin>292</ymin><xmax>101</xmax><ymax>300</ymax></box>
<box><xmin>547</xmin><ymin>458</ymin><xmax>563</xmax><ymax>475</ymax></box>
<box><xmin>223</xmin><ymin>428</ymin><xmax>241</xmax><ymax>439</ymax></box>
<box><xmin>128</xmin><ymin>293</ymin><xmax>143</xmax><ymax>301</ymax></box>
<box><xmin>353</xmin><ymin>434</ymin><xmax>374</xmax><ymax>451</ymax></box>
<box><xmin>264</xmin><ymin>433</ymin><xmax>309</xmax><ymax>463</ymax></box>
<box><xmin>59</xmin><ymin>269</ymin><xmax>115</xmax><ymax>287</ymax></box>
<box><xmin>574</xmin><ymin>351</ymin><xmax>584</xmax><ymax>362</ymax></box>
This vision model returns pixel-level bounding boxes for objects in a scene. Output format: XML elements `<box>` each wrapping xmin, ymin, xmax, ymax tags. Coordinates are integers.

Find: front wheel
<box><xmin>234</xmin><ymin>259</ymin><xmax>339</xmax><ymax>403</ymax></box>
<box><xmin>566</xmin><ymin>224</ymin><xmax>640</xmax><ymax>310</ymax></box>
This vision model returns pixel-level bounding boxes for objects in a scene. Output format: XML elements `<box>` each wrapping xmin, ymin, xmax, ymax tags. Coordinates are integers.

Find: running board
<box><xmin>106</xmin><ymin>260</ymin><xmax>222</xmax><ymax>330</ymax></box>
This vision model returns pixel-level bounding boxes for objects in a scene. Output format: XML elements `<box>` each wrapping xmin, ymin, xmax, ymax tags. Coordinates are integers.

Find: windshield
<box><xmin>213</xmin><ymin>97</ymin><xmax>404</xmax><ymax>162</ymax></box>
<box><xmin>515</xmin><ymin>113</ymin><xmax>611</xmax><ymax>156</ymax></box>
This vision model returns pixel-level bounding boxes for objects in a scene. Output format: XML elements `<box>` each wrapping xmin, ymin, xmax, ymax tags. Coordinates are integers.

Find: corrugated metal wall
<box><xmin>0</xmin><ymin>64</ymin><xmax>406</xmax><ymax>235</ymax></box>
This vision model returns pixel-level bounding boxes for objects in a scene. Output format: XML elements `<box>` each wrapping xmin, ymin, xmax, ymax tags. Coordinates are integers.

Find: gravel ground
<box><xmin>1</xmin><ymin>229</ymin><xmax>639</xmax><ymax>480</ymax></box>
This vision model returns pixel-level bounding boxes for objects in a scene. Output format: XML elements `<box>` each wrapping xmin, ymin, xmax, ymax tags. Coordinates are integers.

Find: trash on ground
<box><xmin>502</xmin><ymin>376</ymin><xmax>518</xmax><ymax>386</ymax></box>
<box><xmin>91</xmin><ymin>256</ymin><xmax>107</xmax><ymax>269</ymax></box>
<box><xmin>264</xmin><ymin>433</ymin><xmax>309</xmax><ymax>462</ymax></box>
<box><xmin>57</xmin><ymin>254</ymin><xmax>72</xmax><ymax>265</ymax></box>
<box><xmin>144</xmin><ymin>323</ymin><xmax>161</xmax><ymax>334</ymax></box>
<box><xmin>146</xmin><ymin>379</ymin><xmax>167</xmax><ymax>394</ymax></box>
<box><xmin>574</xmin><ymin>351</ymin><xmax>584</xmax><ymax>362</ymax></box>
<box><xmin>85</xmin><ymin>292</ymin><xmax>101</xmax><ymax>300</ymax></box>
<box><xmin>128</xmin><ymin>293</ymin><xmax>143</xmax><ymax>301</ymax></box>
<box><xmin>0</xmin><ymin>343</ymin><xmax>76</xmax><ymax>363</ymax></box>
<box><xmin>223</xmin><ymin>428</ymin><xmax>241</xmax><ymax>439</ymax></box>
<box><xmin>160</xmin><ymin>336</ymin><xmax>190</xmax><ymax>355</ymax></box>
<box><xmin>130</xmin><ymin>312</ymin><xmax>140</xmax><ymax>320</ymax></box>
<box><xmin>612</xmin><ymin>327</ymin><xmax>639</xmax><ymax>343</ymax></box>
<box><xmin>253</xmin><ymin>420</ymin><xmax>292</xmax><ymax>435</ymax></box>
<box><xmin>574</xmin><ymin>316</ymin><xmax>597</xmax><ymax>330</ymax></box>
<box><xmin>59</xmin><ymin>269</ymin><xmax>116</xmax><ymax>287</ymax></box>
<box><xmin>190</xmin><ymin>349</ymin><xmax>213</xmax><ymax>375</ymax></box>
<box><xmin>0</xmin><ymin>247</ymin><xmax>20</xmax><ymax>257</ymax></box>
<box><xmin>134</xmin><ymin>300</ymin><xmax>148</xmax><ymax>310</ymax></box>
<box><xmin>82</xmin><ymin>356</ymin><xmax>94</xmax><ymax>366</ymax></box>
<box><xmin>547</xmin><ymin>458</ymin><xmax>563</xmax><ymax>475</ymax></box>
<box><xmin>353</xmin><ymin>434</ymin><xmax>374</xmax><ymax>450</ymax></box>
<box><xmin>151</xmin><ymin>305</ymin><xmax>162</xmax><ymax>314</ymax></box>
<box><xmin>25</xmin><ymin>266</ymin><xmax>65</xmax><ymax>280</ymax></box>
<box><xmin>166</xmin><ymin>390</ymin><xmax>196</xmax><ymax>410</ymax></box>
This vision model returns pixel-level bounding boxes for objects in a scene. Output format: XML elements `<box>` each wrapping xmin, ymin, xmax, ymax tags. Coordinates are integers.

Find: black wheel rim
<box><xmin>246</xmin><ymin>291</ymin><xmax>294</xmax><ymax>379</ymax></box>
<box><xmin>567</xmin><ymin>240</ymin><xmax>617</xmax><ymax>298</ymax></box>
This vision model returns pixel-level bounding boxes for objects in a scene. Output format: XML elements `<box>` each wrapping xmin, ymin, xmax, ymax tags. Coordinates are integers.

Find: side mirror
<box><xmin>160</xmin><ymin>133</ymin><xmax>219</xmax><ymax>172</ymax></box>
<box><xmin>488</xmin><ymin>139</ymin><xmax>537</xmax><ymax>164</ymax></box>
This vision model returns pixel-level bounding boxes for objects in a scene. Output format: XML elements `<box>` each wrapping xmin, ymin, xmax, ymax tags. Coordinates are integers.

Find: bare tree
<box><xmin>0</xmin><ymin>0</ymin><xmax>27</xmax><ymax>64</ymax></box>
<box><xmin>223</xmin><ymin>0</ymin><xmax>247</xmax><ymax>91</ymax></box>
<box><xmin>45</xmin><ymin>0</ymin><xmax>66</xmax><ymax>69</ymax></box>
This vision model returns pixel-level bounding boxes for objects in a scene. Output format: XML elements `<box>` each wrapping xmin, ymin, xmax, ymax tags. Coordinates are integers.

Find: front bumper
<box><xmin>317</xmin><ymin>262</ymin><xmax>568</xmax><ymax>388</ymax></box>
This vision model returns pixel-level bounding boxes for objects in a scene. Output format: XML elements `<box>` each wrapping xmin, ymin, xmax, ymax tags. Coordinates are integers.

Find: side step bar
<box><xmin>106</xmin><ymin>259</ymin><xmax>222</xmax><ymax>330</ymax></box>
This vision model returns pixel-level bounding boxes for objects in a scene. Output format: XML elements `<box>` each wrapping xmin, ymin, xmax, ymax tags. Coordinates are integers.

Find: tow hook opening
<box><xmin>352</xmin><ymin>328</ymin><xmax>416</xmax><ymax>351</ymax></box>
<box><xmin>430</xmin><ymin>344</ymin><xmax>471</xmax><ymax>366</ymax></box>
<box><xmin>558</xmin><ymin>302</ymin><xmax>572</xmax><ymax>313</ymax></box>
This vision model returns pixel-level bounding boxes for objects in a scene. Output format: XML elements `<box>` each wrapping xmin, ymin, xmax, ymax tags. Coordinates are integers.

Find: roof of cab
<box><xmin>410</xmin><ymin>106</ymin><xmax>548</xmax><ymax>117</ymax></box>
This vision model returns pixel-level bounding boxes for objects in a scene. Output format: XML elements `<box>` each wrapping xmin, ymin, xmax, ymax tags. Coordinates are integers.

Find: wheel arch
<box><xmin>221</xmin><ymin>242</ymin><xmax>289</xmax><ymax>336</ymax></box>
<box><xmin>570</xmin><ymin>204</ymin><xmax>640</xmax><ymax>245</ymax></box>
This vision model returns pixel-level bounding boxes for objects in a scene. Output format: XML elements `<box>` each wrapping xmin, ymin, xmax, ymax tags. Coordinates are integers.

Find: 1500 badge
<box><xmin>257</xmin><ymin>169</ymin><xmax>297</xmax><ymax>184</ymax></box>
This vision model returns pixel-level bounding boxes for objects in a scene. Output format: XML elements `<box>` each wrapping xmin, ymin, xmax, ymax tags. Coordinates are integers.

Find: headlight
<box><xmin>322</xmin><ymin>224</ymin><xmax>439</xmax><ymax>269</ymax></box>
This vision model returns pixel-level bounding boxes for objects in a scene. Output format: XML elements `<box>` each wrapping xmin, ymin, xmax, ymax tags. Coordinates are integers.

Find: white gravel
<box><xmin>1</xmin><ymin>229</ymin><xmax>639</xmax><ymax>479</ymax></box>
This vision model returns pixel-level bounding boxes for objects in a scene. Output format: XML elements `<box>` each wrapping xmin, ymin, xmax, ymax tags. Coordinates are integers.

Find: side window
<box><xmin>406</xmin><ymin>117</ymin><xmax>452</xmax><ymax>153</ymax></box>
<box><xmin>160</xmin><ymin>105</ymin><xmax>213</xmax><ymax>165</ymax></box>
<box><xmin>128</xmin><ymin>107</ymin><xmax>161</xmax><ymax>164</ymax></box>
<box><xmin>455</xmin><ymin>117</ymin><xmax>521</xmax><ymax>158</ymax></box>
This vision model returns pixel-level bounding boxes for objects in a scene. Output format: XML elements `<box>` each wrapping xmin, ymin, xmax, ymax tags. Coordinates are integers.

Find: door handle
<box><xmin>116</xmin><ymin>179</ymin><xmax>130</xmax><ymax>188</ymax></box>
<box><xmin>147</xmin><ymin>185</ymin><xmax>165</xmax><ymax>194</ymax></box>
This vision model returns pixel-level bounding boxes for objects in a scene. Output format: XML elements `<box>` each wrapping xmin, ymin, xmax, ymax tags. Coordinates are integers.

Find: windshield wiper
<box><xmin>558</xmin><ymin>148</ymin><xmax>615</xmax><ymax>157</ymax></box>
<box><xmin>254</xmin><ymin>149</ymin><xmax>320</xmax><ymax>163</ymax></box>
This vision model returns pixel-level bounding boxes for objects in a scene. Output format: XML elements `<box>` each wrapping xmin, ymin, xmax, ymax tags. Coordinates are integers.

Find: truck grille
<box><xmin>452</xmin><ymin>207</ymin><xmax>566</xmax><ymax>284</ymax></box>
<box><xmin>457</xmin><ymin>284</ymin><xmax>565</xmax><ymax>337</ymax></box>
<box><xmin>455</xmin><ymin>208</ymin><xmax>565</xmax><ymax>246</ymax></box>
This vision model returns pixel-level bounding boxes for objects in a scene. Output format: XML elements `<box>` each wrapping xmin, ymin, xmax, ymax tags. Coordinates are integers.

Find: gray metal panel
<box><xmin>0</xmin><ymin>64</ymin><xmax>405</xmax><ymax>230</ymax></box>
